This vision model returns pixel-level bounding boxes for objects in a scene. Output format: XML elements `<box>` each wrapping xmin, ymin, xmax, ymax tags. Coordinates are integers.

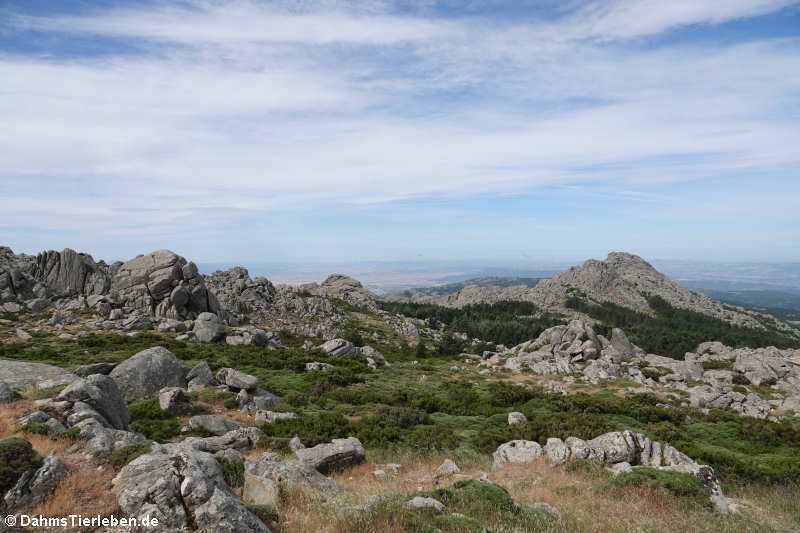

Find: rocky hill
<box><xmin>384</xmin><ymin>252</ymin><xmax>794</xmax><ymax>334</ymax></box>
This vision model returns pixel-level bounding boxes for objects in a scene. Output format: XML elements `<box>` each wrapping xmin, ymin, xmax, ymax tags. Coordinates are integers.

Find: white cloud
<box><xmin>1</xmin><ymin>0</ymin><xmax>799</xmax><ymax>259</ymax></box>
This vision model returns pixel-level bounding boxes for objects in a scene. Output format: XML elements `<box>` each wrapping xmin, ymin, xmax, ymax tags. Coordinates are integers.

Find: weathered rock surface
<box><xmin>403</xmin><ymin>497</ymin><xmax>445</xmax><ymax>513</ymax></box>
<box><xmin>109</xmin><ymin>347</ymin><xmax>187</xmax><ymax>400</ymax></box>
<box><xmin>492</xmin><ymin>440</ymin><xmax>543</xmax><ymax>468</ymax></box>
<box><xmin>0</xmin><ymin>380</ymin><xmax>18</xmax><ymax>403</ymax></box>
<box><xmin>193</xmin><ymin>312</ymin><xmax>226</xmax><ymax>343</ymax></box>
<box><xmin>0</xmin><ymin>360</ymin><xmax>78</xmax><ymax>390</ymax></box>
<box><xmin>245</xmin><ymin>452</ymin><xmax>339</xmax><ymax>493</ymax></box>
<box><xmin>189</xmin><ymin>415</ymin><xmax>243</xmax><ymax>436</ymax></box>
<box><xmin>112</xmin><ymin>443</ymin><xmax>270</xmax><ymax>532</ymax></box>
<box><xmin>299</xmin><ymin>274</ymin><xmax>377</xmax><ymax>311</ymax></box>
<box><xmin>158</xmin><ymin>387</ymin><xmax>193</xmax><ymax>415</ymax></box>
<box><xmin>57</xmin><ymin>374</ymin><xmax>130</xmax><ymax>430</ymax></box>
<box><xmin>3</xmin><ymin>455</ymin><xmax>68</xmax><ymax>513</ymax></box>
<box><xmin>295</xmin><ymin>437</ymin><xmax>366</xmax><ymax>475</ymax></box>
<box><xmin>216</xmin><ymin>368</ymin><xmax>259</xmax><ymax>391</ymax></box>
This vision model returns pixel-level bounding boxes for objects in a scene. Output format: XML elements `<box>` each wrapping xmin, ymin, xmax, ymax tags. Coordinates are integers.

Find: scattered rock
<box><xmin>435</xmin><ymin>459</ymin><xmax>461</xmax><ymax>478</ymax></box>
<box><xmin>508</xmin><ymin>412</ymin><xmax>527</xmax><ymax>425</ymax></box>
<box><xmin>158</xmin><ymin>387</ymin><xmax>193</xmax><ymax>415</ymax></box>
<box><xmin>189</xmin><ymin>415</ymin><xmax>243</xmax><ymax>436</ymax></box>
<box><xmin>57</xmin><ymin>374</ymin><xmax>130</xmax><ymax>430</ymax></box>
<box><xmin>74</xmin><ymin>362</ymin><xmax>116</xmax><ymax>377</ymax></box>
<box><xmin>0</xmin><ymin>381</ymin><xmax>19</xmax><ymax>403</ymax></box>
<box><xmin>493</xmin><ymin>440</ymin><xmax>543</xmax><ymax>468</ymax></box>
<box><xmin>216</xmin><ymin>368</ymin><xmax>259</xmax><ymax>391</ymax></box>
<box><xmin>403</xmin><ymin>497</ymin><xmax>445</xmax><ymax>513</ymax></box>
<box><xmin>295</xmin><ymin>437</ymin><xmax>366</xmax><ymax>475</ymax></box>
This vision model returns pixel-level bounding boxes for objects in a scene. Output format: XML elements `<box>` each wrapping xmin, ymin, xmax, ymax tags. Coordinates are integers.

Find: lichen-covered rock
<box><xmin>493</xmin><ymin>440</ymin><xmax>542</xmax><ymax>468</ymax></box>
<box><xmin>3</xmin><ymin>455</ymin><xmax>67</xmax><ymax>513</ymax></box>
<box><xmin>57</xmin><ymin>374</ymin><xmax>130</xmax><ymax>430</ymax></box>
<box><xmin>0</xmin><ymin>360</ymin><xmax>78</xmax><ymax>390</ymax></box>
<box><xmin>188</xmin><ymin>415</ymin><xmax>243</xmax><ymax>436</ymax></box>
<box><xmin>158</xmin><ymin>387</ymin><xmax>193</xmax><ymax>416</ymax></box>
<box><xmin>403</xmin><ymin>497</ymin><xmax>445</xmax><ymax>513</ymax></box>
<box><xmin>295</xmin><ymin>437</ymin><xmax>365</xmax><ymax>475</ymax></box>
<box><xmin>112</xmin><ymin>443</ymin><xmax>270</xmax><ymax>532</ymax></box>
<box><xmin>193</xmin><ymin>312</ymin><xmax>226</xmax><ymax>343</ymax></box>
<box><xmin>216</xmin><ymin>368</ymin><xmax>259</xmax><ymax>391</ymax></box>
<box><xmin>245</xmin><ymin>452</ymin><xmax>339</xmax><ymax>493</ymax></box>
<box><xmin>0</xmin><ymin>381</ymin><xmax>18</xmax><ymax>403</ymax></box>
<box><xmin>109</xmin><ymin>347</ymin><xmax>187</xmax><ymax>400</ymax></box>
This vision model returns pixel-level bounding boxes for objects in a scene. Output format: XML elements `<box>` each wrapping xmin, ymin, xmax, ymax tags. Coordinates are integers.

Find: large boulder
<box><xmin>245</xmin><ymin>452</ymin><xmax>339</xmax><ymax>493</ymax></box>
<box><xmin>0</xmin><ymin>381</ymin><xmax>18</xmax><ymax>403</ymax></box>
<box><xmin>193</xmin><ymin>312</ymin><xmax>226</xmax><ymax>343</ymax></box>
<box><xmin>189</xmin><ymin>415</ymin><xmax>243</xmax><ymax>436</ymax></box>
<box><xmin>216</xmin><ymin>368</ymin><xmax>259</xmax><ymax>391</ymax></box>
<box><xmin>112</xmin><ymin>443</ymin><xmax>270</xmax><ymax>532</ymax></box>
<box><xmin>57</xmin><ymin>374</ymin><xmax>130</xmax><ymax>430</ymax></box>
<box><xmin>109</xmin><ymin>347</ymin><xmax>187</xmax><ymax>400</ymax></box>
<box><xmin>158</xmin><ymin>387</ymin><xmax>193</xmax><ymax>416</ymax></box>
<box><xmin>3</xmin><ymin>455</ymin><xmax>68</xmax><ymax>513</ymax></box>
<box><xmin>318</xmin><ymin>339</ymin><xmax>354</xmax><ymax>357</ymax></box>
<box><xmin>295</xmin><ymin>437</ymin><xmax>365</xmax><ymax>475</ymax></box>
<box><xmin>0</xmin><ymin>360</ymin><xmax>78</xmax><ymax>390</ymax></box>
<box><xmin>492</xmin><ymin>440</ymin><xmax>543</xmax><ymax>468</ymax></box>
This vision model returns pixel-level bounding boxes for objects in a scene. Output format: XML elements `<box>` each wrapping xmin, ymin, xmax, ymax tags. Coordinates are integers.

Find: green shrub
<box><xmin>191</xmin><ymin>389</ymin><xmax>239</xmax><ymax>409</ymax></box>
<box><xmin>218</xmin><ymin>457</ymin><xmax>245</xmax><ymax>488</ymax></box>
<box><xmin>34</xmin><ymin>384</ymin><xmax>67</xmax><ymax>400</ymax></box>
<box><xmin>702</xmin><ymin>360</ymin><xmax>734</xmax><ymax>371</ymax></box>
<box><xmin>607</xmin><ymin>467</ymin><xmax>711</xmax><ymax>508</ymax></box>
<box><xmin>128</xmin><ymin>399</ymin><xmax>181</xmax><ymax>442</ymax></box>
<box><xmin>732</xmin><ymin>374</ymin><xmax>750</xmax><ymax>385</ymax></box>
<box><xmin>109</xmin><ymin>440</ymin><xmax>153</xmax><ymax>467</ymax></box>
<box><xmin>0</xmin><ymin>437</ymin><xmax>42</xmax><ymax>493</ymax></box>
<box><xmin>244</xmin><ymin>504</ymin><xmax>279</xmax><ymax>524</ymax></box>
<box><xmin>403</xmin><ymin>425</ymin><xmax>458</xmax><ymax>451</ymax></box>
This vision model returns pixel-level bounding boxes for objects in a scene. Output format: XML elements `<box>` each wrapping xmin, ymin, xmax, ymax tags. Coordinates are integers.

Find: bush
<box><xmin>608</xmin><ymin>467</ymin><xmax>711</xmax><ymax>508</ymax></box>
<box><xmin>191</xmin><ymin>389</ymin><xmax>239</xmax><ymax>410</ymax></box>
<box><xmin>732</xmin><ymin>374</ymin><xmax>750</xmax><ymax>385</ymax></box>
<box><xmin>0</xmin><ymin>437</ymin><xmax>42</xmax><ymax>493</ymax></box>
<box><xmin>245</xmin><ymin>504</ymin><xmax>279</xmax><ymax>524</ymax></box>
<box><xmin>702</xmin><ymin>360</ymin><xmax>734</xmax><ymax>371</ymax></box>
<box><xmin>128</xmin><ymin>399</ymin><xmax>181</xmax><ymax>442</ymax></box>
<box><xmin>403</xmin><ymin>425</ymin><xmax>458</xmax><ymax>451</ymax></box>
<box><xmin>218</xmin><ymin>457</ymin><xmax>245</xmax><ymax>488</ymax></box>
<box><xmin>109</xmin><ymin>440</ymin><xmax>153</xmax><ymax>467</ymax></box>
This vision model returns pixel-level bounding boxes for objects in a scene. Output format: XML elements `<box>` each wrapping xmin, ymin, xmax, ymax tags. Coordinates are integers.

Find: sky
<box><xmin>1</xmin><ymin>0</ymin><xmax>799</xmax><ymax>265</ymax></box>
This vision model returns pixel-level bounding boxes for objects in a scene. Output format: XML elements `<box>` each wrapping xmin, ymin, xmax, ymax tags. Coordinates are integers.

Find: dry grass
<box><xmin>271</xmin><ymin>451</ymin><xmax>799</xmax><ymax>533</ymax></box>
<box><xmin>30</xmin><ymin>455</ymin><xmax>119</xmax><ymax>527</ymax></box>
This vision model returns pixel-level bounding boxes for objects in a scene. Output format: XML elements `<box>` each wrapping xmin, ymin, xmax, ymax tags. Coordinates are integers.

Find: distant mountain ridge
<box><xmin>384</xmin><ymin>252</ymin><xmax>798</xmax><ymax>336</ymax></box>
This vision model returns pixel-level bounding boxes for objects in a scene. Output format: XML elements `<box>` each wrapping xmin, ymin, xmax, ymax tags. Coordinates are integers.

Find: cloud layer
<box><xmin>1</xmin><ymin>0</ymin><xmax>799</xmax><ymax>261</ymax></box>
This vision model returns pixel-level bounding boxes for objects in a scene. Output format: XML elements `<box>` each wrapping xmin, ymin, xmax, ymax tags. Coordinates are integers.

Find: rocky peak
<box><xmin>300</xmin><ymin>273</ymin><xmax>377</xmax><ymax>311</ymax></box>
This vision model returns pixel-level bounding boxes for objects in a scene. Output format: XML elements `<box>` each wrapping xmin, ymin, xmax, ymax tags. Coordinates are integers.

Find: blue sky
<box><xmin>1</xmin><ymin>0</ymin><xmax>799</xmax><ymax>264</ymax></box>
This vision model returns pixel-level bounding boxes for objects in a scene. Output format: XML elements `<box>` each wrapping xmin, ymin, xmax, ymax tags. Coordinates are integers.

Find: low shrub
<box><xmin>109</xmin><ymin>440</ymin><xmax>153</xmax><ymax>467</ymax></box>
<box><xmin>218</xmin><ymin>457</ymin><xmax>245</xmax><ymax>488</ymax></box>
<box><xmin>606</xmin><ymin>467</ymin><xmax>711</xmax><ymax>508</ymax></box>
<box><xmin>128</xmin><ymin>399</ymin><xmax>181</xmax><ymax>442</ymax></box>
<box><xmin>0</xmin><ymin>437</ymin><xmax>42</xmax><ymax>493</ymax></box>
<box><xmin>244</xmin><ymin>504</ymin><xmax>279</xmax><ymax>524</ymax></box>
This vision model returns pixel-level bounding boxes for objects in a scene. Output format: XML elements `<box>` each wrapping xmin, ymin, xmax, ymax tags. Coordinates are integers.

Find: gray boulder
<box><xmin>434</xmin><ymin>459</ymin><xmax>460</xmax><ymax>477</ymax></box>
<box><xmin>0</xmin><ymin>380</ymin><xmax>18</xmax><ymax>403</ymax></box>
<box><xmin>74</xmin><ymin>418</ymin><xmax>145</xmax><ymax>453</ymax></box>
<box><xmin>58</xmin><ymin>374</ymin><xmax>130</xmax><ymax>430</ymax></box>
<box><xmin>109</xmin><ymin>347</ymin><xmax>187</xmax><ymax>400</ymax></box>
<box><xmin>186</xmin><ymin>361</ymin><xmax>216</xmax><ymax>389</ymax></box>
<box><xmin>493</xmin><ymin>440</ymin><xmax>543</xmax><ymax>468</ymax></box>
<box><xmin>508</xmin><ymin>412</ymin><xmax>527</xmax><ymax>425</ymax></box>
<box><xmin>245</xmin><ymin>452</ymin><xmax>339</xmax><ymax>493</ymax></box>
<box><xmin>0</xmin><ymin>360</ymin><xmax>78</xmax><ymax>390</ymax></box>
<box><xmin>112</xmin><ymin>443</ymin><xmax>270</xmax><ymax>532</ymax></box>
<box><xmin>183</xmin><ymin>427</ymin><xmax>263</xmax><ymax>454</ymax></box>
<box><xmin>295</xmin><ymin>437</ymin><xmax>365</xmax><ymax>475</ymax></box>
<box><xmin>216</xmin><ymin>368</ymin><xmax>258</xmax><ymax>391</ymax></box>
<box><xmin>158</xmin><ymin>387</ymin><xmax>193</xmax><ymax>415</ymax></box>
<box><xmin>318</xmin><ymin>339</ymin><xmax>354</xmax><ymax>357</ymax></box>
<box><xmin>74</xmin><ymin>362</ymin><xmax>116</xmax><ymax>377</ymax></box>
<box><xmin>3</xmin><ymin>455</ymin><xmax>68</xmax><ymax>513</ymax></box>
<box><xmin>193</xmin><ymin>312</ymin><xmax>226</xmax><ymax>343</ymax></box>
<box><xmin>403</xmin><ymin>497</ymin><xmax>445</xmax><ymax>513</ymax></box>
<box><xmin>189</xmin><ymin>415</ymin><xmax>243</xmax><ymax>436</ymax></box>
